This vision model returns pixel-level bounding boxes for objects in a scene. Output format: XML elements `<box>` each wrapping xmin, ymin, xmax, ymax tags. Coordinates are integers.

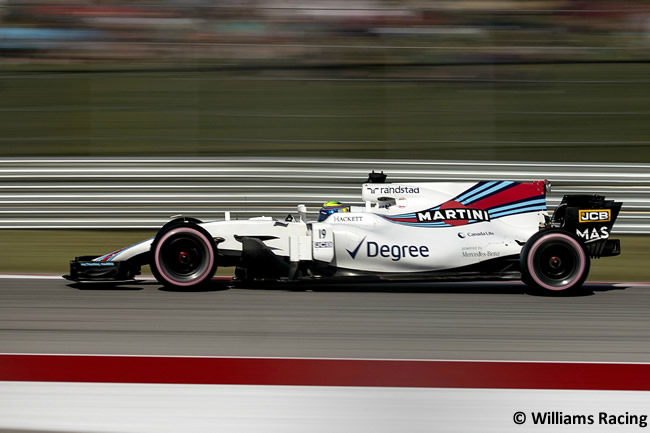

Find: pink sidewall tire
<box><xmin>520</xmin><ymin>229</ymin><xmax>590</xmax><ymax>294</ymax></box>
<box><xmin>150</xmin><ymin>224</ymin><xmax>218</xmax><ymax>290</ymax></box>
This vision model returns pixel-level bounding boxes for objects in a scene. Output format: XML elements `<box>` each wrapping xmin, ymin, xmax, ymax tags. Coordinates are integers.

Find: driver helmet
<box><xmin>318</xmin><ymin>200</ymin><xmax>349</xmax><ymax>221</ymax></box>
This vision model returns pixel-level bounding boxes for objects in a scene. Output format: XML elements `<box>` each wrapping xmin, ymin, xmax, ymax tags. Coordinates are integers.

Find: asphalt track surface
<box><xmin>2</xmin><ymin>277</ymin><xmax>650</xmax><ymax>362</ymax></box>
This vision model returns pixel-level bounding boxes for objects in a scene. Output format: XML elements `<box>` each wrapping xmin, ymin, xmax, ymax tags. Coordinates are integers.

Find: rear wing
<box><xmin>550</xmin><ymin>195</ymin><xmax>622</xmax><ymax>258</ymax></box>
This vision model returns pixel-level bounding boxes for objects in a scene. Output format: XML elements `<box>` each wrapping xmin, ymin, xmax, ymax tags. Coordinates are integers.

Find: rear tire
<box><xmin>520</xmin><ymin>229</ymin><xmax>590</xmax><ymax>294</ymax></box>
<box><xmin>150</xmin><ymin>223</ymin><xmax>217</xmax><ymax>290</ymax></box>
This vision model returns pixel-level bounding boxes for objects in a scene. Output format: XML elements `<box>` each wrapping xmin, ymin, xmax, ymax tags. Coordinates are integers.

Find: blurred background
<box><xmin>1</xmin><ymin>0</ymin><xmax>649</xmax><ymax>161</ymax></box>
<box><xmin>0</xmin><ymin>0</ymin><xmax>648</xmax><ymax>278</ymax></box>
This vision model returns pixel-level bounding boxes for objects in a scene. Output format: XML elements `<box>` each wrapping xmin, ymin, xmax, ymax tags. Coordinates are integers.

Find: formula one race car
<box><xmin>65</xmin><ymin>172</ymin><xmax>622</xmax><ymax>293</ymax></box>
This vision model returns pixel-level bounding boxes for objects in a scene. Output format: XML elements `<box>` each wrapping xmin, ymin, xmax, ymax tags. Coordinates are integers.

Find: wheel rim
<box><xmin>533</xmin><ymin>240</ymin><xmax>581</xmax><ymax>288</ymax></box>
<box><xmin>156</xmin><ymin>228</ymin><xmax>214</xmax><ymax>285</ymax></box>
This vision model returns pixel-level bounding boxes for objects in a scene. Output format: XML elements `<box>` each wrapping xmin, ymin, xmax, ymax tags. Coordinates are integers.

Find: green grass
<box><xmin>0</xmin><ymin>230</ymin><xmax>156</xmax><ymax>275</ymax></box>
<box><xmin>1</xmin><ymin>230</ymin><xmax>647</xmax><ymax>282</ymax></box>
<box><xmin>1</xmin><ymin>63</ymin><xmax>649</xmax><ymax>161</ymax></box>
<box><xmin>587</xmin><ymin>235</ymin><xmax>650</xmax><ymax>282</ymax></box>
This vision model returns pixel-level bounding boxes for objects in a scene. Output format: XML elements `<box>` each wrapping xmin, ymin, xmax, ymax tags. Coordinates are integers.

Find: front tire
<box><xmin>520</xmin><ymin>229</ymin><xmax>590</xmax><ymax>293</ymax></box>
<box><xmin>150</xmin><ymin>223</ymin><xmax>217</xmax><ymax>290</ymax></box>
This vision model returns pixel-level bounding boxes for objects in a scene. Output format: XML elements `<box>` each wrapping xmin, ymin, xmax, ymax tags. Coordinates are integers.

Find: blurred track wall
<box><xmin>0</xmin><ymin>157</ymin><xmax>647</xmax><ymax>233</ymax></box>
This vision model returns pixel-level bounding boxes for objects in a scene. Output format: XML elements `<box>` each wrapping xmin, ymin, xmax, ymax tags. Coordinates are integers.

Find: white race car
<box><xmin>65</xmin><ymin>172</ymin><xmax>622</xmax><ymax>293</ymax></box>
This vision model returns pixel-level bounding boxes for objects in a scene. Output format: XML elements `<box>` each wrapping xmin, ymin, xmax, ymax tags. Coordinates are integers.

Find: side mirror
<box><xmin>297</xmin><ymin>204</ymin><xmax>308</xmax><ymax>222</ymax></box>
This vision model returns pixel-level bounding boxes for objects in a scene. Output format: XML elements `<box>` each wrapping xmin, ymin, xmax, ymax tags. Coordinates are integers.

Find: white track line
<box><xmin>3</xmin><ymin>352</ymin><xmax>650</xmax><ymax>365</ymax></box>
<box><xmin>0</xmin><ymin>274</ymin><xmax>65</xmax><ymax>280</ymax></box>
<box><xmin>0</xmin><ymin>273</ymin><xmax>649</xmax><ymax>287</ymax></box>
<box><xmin>0</xmin><ymin>273</ymin><xmax>160</xmax><ymax>281</ymax></box>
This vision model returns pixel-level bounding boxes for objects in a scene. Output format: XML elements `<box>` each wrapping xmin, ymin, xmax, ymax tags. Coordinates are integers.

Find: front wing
<box><xmin>64</xmin><ymin>256</ymin><xmax>142</xmax><ymax>283</ymax></box>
